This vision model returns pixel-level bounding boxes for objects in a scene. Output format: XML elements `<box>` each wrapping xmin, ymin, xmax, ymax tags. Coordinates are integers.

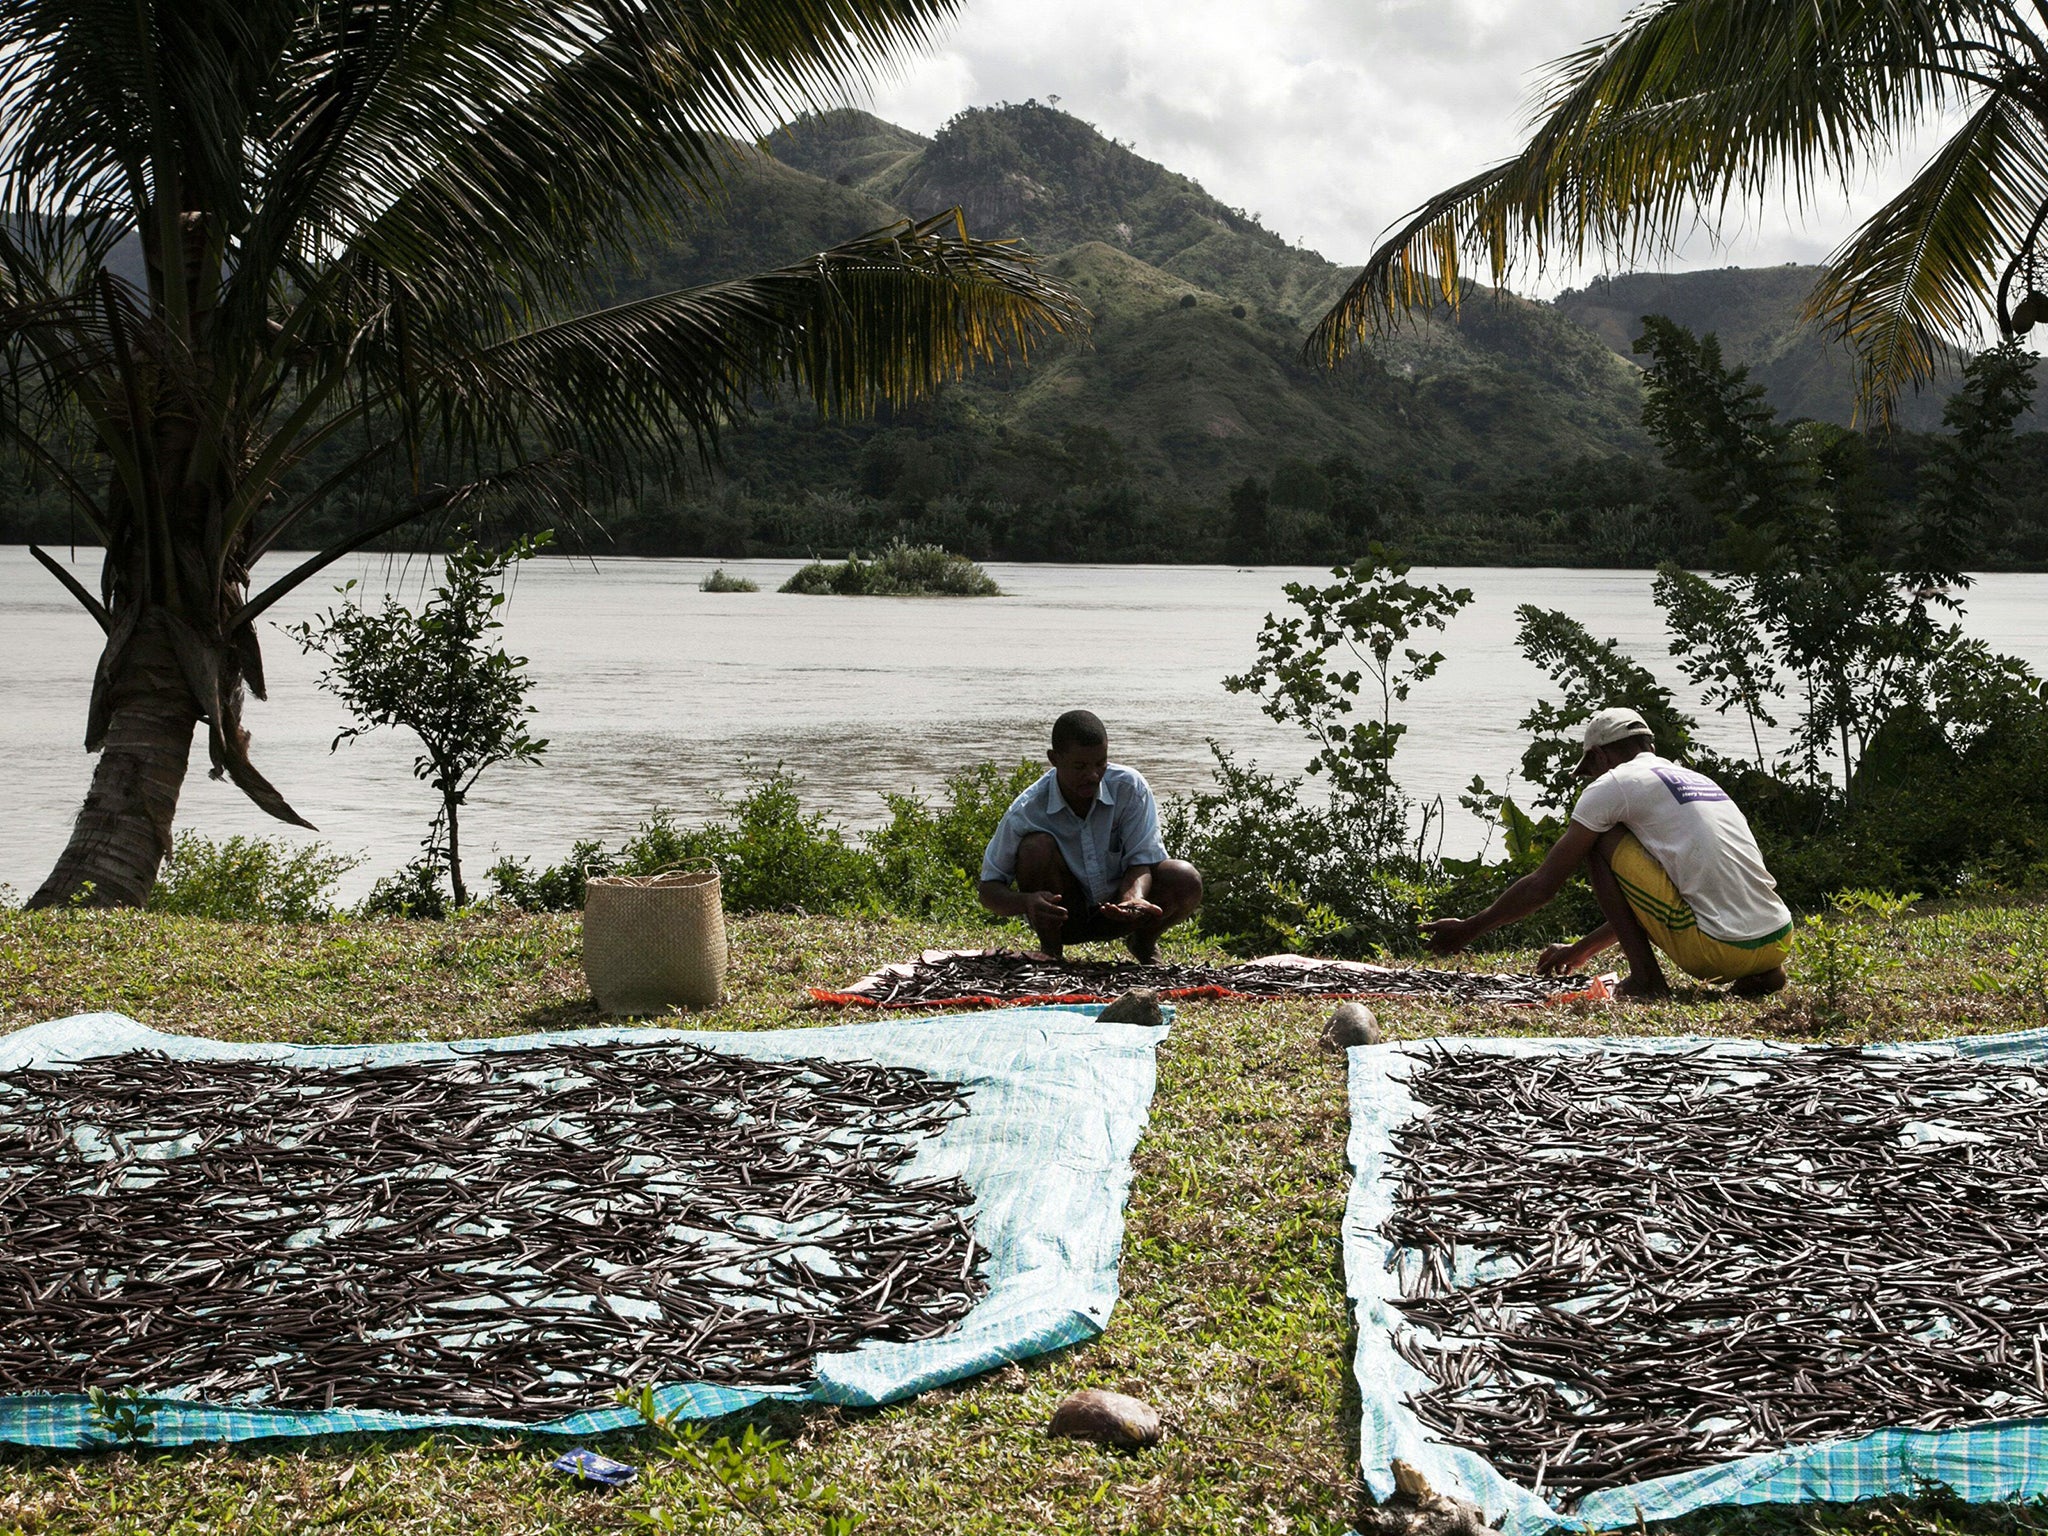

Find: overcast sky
<box><xmin>857</xmin><ymin>0</ymin><xmax>1933</xmax><ymax>293</ymax></box>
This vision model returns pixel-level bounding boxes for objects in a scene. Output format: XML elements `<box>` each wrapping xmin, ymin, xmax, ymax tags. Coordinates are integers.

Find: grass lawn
<box><xmin>1</xmin><ymin>900</ymin><xmax>2046</xmax><ymax>1535</ymax></box>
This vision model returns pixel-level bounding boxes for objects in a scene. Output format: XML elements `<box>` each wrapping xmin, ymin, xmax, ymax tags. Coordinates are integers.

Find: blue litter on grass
<box><xmin>551</xmin><ymin>1448</ymin><xmax>638</xmax><ymax>1487</ymax></box>
<box><xmin>1343</xmin><ymin>1028</ymin><xmax>2048</xmax><ymax>1533</ymax></box>
<box><xmin>0</xmin><ymin>1005</ymin><xmax>1166</xmax><ymax>1449</ymax></box>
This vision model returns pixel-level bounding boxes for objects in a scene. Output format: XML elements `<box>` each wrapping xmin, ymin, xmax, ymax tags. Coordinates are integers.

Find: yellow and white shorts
<box><xmin>1608</xmin><ymin>833</ymin><xmax>1792</xmax><ymax>984</ymax></box>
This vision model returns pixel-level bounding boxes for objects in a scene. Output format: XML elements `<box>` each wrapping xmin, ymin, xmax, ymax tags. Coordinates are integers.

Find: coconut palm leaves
<box><xmin>1310</xmin><ymin>0</ymin><xmax>2046</xmax><ymax>417</ymax></box>
<box><xmin>0</xmin><ymin>0</ymin><xmax>1083</xmax><ymax>905</ymax></box>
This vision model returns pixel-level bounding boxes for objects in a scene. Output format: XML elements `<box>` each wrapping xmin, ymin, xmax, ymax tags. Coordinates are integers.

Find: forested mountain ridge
<box><xmin>5</xmin><ymin>105</ymin><xmax>2044</xmax><ymax>566</ymax></box>
<box><xmin>619</xmin><ymin>103</ymin><xmax>1655</xmax><ymax>500</ymax></box>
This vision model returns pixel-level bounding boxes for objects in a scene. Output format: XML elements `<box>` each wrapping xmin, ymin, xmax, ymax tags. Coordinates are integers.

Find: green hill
<box><xmin>1549</xmin><ymin>266</ymin><xmax>2023</xmax><ymax>431</ymax></box>
<box><xmin>546</xmin><ymin>105</ymin><xmax>2041</xmax><ymax>567</ymax></box>
<box><xmin>556</xmin><ymin>103</ymin><xmax>1690</xmax><ymax>564</ymax></box>
<box><xmin>622</xmin><ymin>105</ymin><xmax>1653</xmax><ymax>496</ymax></box>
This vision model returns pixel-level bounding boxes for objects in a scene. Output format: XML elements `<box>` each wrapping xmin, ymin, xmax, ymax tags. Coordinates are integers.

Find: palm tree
<box><xmin>2</xmin><ymin>0</ymin><xmax>1082</xmax><ymax>908</ymax></box>
<box><xmin>1310</xmin><ymin>0</ymin><xmax>2048</xmax><ymax>417</ymax></box>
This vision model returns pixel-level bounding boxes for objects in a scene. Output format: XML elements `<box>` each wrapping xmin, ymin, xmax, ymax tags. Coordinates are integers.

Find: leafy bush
<box><xmin>358</xmin><ymin>845</ymin><xmax>451</xmax><ymax>921</ymax></box>
<box><xmin>486</xmin><ymin>808</ymin><xmax>702</xmax><ymax>912</ymax></box>
<box><xmin>1793</xmin><ymin>890</ymin><xmax>1914</xmax><ymax>1026</ymax></box>
<box><xmin>779</xmin><ymin>541</ymin><xmax>1001</xmax><ymax>596</ymax></box>
<box><xmin>497</xmin><ymin>762</ymin><xmax>1045</xmax><ymax>920</ymax></box>
<box><xmin>292</xmin><ymin>536</ymin><xmax>549</xmax><ymax>906</ymax></box>
<box><xmin>868</xmin><ymin>759</ymin><xmax>1042</xmax><ymax>918</ymax></box>
<box><xmin>147</xmin><ymin>834</ymin><xmax>357</xmax><ymax>922</ymax></box>
<box><xmin>1164</xmin><ymin>747</ymin><xmax>1434</xmax><ymax>958</ymax></box>
<box><xmin>1175</xmin><ymin>551</ymin><xmax>1487</xmax><ymax>957</ymax></box>
<box><xmin>699</xmin><ymin>567</ymin><xmax>758</xmax><ymax>592</ymax></box>
<box><xmin>1224</xmin><ymin>548</ymin><xmax>1472</xmax><ymax>841</ymax></box>
<box><xmin>493</xmin><ymin>775</ymin><xmax>876</xmax><ymax>915</ymax></box>
<box><xmin>685</xmin><ymin>773</ymin><xmax>879</xmax><ymax>913</ymax></box>
<box><xmin>1511</xmin><ymin>604</ymin><xmax>1697</xmax><ymax>811</ymax></box>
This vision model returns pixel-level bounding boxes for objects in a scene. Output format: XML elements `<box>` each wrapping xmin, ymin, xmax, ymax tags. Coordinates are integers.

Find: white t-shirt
<box><xmin>1570</xmin><ymin>753</ymin><xmax>1793</xmax><ymax>944</ymax></box>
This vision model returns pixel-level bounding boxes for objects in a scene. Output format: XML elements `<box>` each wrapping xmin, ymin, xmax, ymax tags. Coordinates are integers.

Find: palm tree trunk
<box><xmin>29</xmin><ymin>615</ymin><xmax>201</xmax><ymax>909</ymax></box>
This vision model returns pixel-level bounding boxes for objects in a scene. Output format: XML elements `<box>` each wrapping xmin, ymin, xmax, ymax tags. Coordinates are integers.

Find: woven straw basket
<box><xmin>582</xmin><ymin>865</ymin><xmax>727</xmax><ymax>1014</ymax></box>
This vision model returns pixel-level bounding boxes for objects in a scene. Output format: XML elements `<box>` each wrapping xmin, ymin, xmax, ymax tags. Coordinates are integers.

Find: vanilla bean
<box><xmin>833</xmin><ymin>951</ymin><xmax>1590</xmax><ymax>1009</ymax></box>
<box><xmin>1384</xmin><ymin>1046</ymin><xmax>2048</xmax><ymax>1507</ymax></box>
<box><xmin>0</xmin><ymin>1042</ymin><xmax>988</xmax><ymax>1419</ymax></box>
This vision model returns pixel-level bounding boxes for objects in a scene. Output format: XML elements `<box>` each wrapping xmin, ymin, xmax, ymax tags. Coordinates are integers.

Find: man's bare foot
<box><xmin>1036</xmin><ymin>942</ymin><xmax>1065</xmax><ymax>963</ymax></box>
<box><xmin>1614</xmin><ymin>972</ymin><xmax>1671</xmax><ymax>1000</ymax></box>
<box><xmin>1125</xmin><ymin>934</ymin><xmax>1159</xmax><ymax>965</ymax></box>
<box><xmin>1733</xmin><ymin>965</ymin><xmax>1788</xmax><ymax>997</ymax></box>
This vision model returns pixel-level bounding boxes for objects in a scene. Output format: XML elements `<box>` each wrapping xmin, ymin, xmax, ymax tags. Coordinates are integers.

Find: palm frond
<box><xmin>387</xmin><ymin>211</ymin><xmax>1087</xmax><ymax>474</ymax></box>
<box><xmin>1311</xmin><ymin>0</ymin><xmax>1988</xmax><ymax>364</ymax></box>
<box><xmin>253</xmin><ymin>0</ymin><xmax>973</xmax><ymax>342</ymax></box>
<box><xmin>1806</xmin><ymin>90</ymin><xmax>2048</xmax><ymax>417</ymax></box>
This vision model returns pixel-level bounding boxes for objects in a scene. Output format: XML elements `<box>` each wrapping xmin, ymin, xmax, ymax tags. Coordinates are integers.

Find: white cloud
<box><xmin>856</xmin><ymin>0</ymin><xmax>1935</xmax><ymax>292</ymax></box>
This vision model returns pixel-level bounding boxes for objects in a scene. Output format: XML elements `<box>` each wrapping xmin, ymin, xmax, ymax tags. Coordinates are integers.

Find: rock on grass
<box><xmin>1047</xmin><ymin>1388</ymin><xmax>1162</xmax><ymax>1450</ymax></box>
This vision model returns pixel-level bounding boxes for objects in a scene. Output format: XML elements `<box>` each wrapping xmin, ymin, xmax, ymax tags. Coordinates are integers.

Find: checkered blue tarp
<box><xmin>0</xmin><ymin>1004</ymin><xmax>1165</xmax><ymax>1448</ymax></box>
<box><xmin>1344</xmin><ymin>1028</ymin><xmax>2048</xmax><ymax>1533</ymax></box>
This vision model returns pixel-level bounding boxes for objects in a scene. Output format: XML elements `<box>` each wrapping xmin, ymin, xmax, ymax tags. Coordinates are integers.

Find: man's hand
<box><xmin>1536</xmin><ymin>942</ymin><xmax>1580</xmax><ymax>976</ymax></box>
<box><xmin>1421</xmin><ymin>916</ymin><xmax>1475</xmax><ymax>957</ymax></box>
<box><xmin>1098</xmin><ymin>897</ymin><xmax>1162</xmax><ymax>924</ymax></box>
<box><xmin>1021</xmin><ymin>889</ymin><xmax>1069</xmax><ymax>929</ymax></box>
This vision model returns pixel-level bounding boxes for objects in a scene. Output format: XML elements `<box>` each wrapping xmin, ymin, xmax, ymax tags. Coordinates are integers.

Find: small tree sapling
<box><xmin>293</xmin><ymin>538</ymin><xmax>550</xmax><ymax>908</ymax></box>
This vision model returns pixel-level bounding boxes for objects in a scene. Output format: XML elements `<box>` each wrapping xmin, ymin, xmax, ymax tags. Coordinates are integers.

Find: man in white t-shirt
<box><xmin>1422</xmin><ymin>707</ymin><xmax>1793</xmax><ymax>998</ymax></box>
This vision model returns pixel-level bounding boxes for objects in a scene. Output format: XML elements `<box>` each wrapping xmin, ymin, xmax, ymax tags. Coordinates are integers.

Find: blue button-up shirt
<box><xmin>979</xmin><ymin>764</ymin><xmax>1170</xmax><ymax>905</ymax></box>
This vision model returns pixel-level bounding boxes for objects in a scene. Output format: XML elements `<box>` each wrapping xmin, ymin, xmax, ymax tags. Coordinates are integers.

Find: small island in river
<box><xmin>780</xmin><ymin>542</ymin><xmax>1001</xmax><ymax>597</ymax></box>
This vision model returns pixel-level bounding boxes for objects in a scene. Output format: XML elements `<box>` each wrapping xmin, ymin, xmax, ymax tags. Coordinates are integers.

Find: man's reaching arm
<box><xmin>1538</xmin><ymin>921</ymin><xmax>1616</xmax><ymax>975</ymax></box>
<box><xmin>1422</xmin><ymin>821</ymin><xmax>1601</xmax><ymax>956</ymax></box>
<box><xmin>978</xmin><ymin>879</ymin><xmax>1068</xmax><ymax>927</ymax></box>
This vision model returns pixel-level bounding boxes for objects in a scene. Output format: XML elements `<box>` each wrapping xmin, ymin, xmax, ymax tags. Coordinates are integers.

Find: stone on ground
<box><xmin>1096</xmin><ymin>988</ymin><xmax>1164</xmax><ymax>1027</ymax></box>
<box><xmin>1047</xmin><ymin>1387</ymin><xmax>1163</xmax><ymax>1449</ymax></box>
<box><xmin>1322</xmin><ymin>1001</ymin><xmax>1383</xmax><ymax>1050</ymax></box>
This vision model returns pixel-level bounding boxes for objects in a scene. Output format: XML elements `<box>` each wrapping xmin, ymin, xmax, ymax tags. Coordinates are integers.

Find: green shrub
<box><xmin>148</xmin><ymin>834</ymin><xmax>358</xmax><ymax>922</ymax></box>
<box><xmin>493</xmin><ymin>775</ymin><xmax>878</xmax><ymax>915</ymax></box>
<box><xmin>497</xmin><ymin>761</ymin><xmax>1045</xmax><ymax>921</ymax></box>
<box><xmin>1165</xmin><ymin>747</ymin><xmax>1435</xmax><ymax>958</ymax></box>
<box><xmin>867</xmin><ymin>759</ymin><xmax>1042</xmax><ymax>918</ymax></box>
<box><xmin>485</xmin><ymin>841</ymin><xmax>606</xmax><ymax>912</ymax></box>
<box><xmin>779</xmin><ymin>541</ymin><xmax>1001</xmax><ymax>597</ymax></box>
<box><xmin>672</xmin><ymin>774</ymin><xmax>880</xmax><ymax>913</ymax></box>
<box><xmin>487</xmin><ymin>810</ymin><xmax>698</xmax><ymax>912</ymax></box>
<box><xmin>358</xmin><ymin>847</ymin><xmax>451</xmax><ymax>921</ymax></box>
<box><xmin>699</xmin><ymin>567</ymin><xmax>758</xmax><ymax>592</ymax></box>
<box><xmin>1968</xmin><ymin>909</ymin><xmax>2048</xmax><ymax>1017</ymax></box>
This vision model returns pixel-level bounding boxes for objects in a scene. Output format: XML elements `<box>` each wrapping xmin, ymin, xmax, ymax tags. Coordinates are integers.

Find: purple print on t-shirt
<box><xmin>1653</xmin><ymin>764</ymin><xmax>1730</xmax><ymax>804</ymax></box>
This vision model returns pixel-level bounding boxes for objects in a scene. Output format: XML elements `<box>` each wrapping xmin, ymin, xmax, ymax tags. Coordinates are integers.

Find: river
<box><xmin>5</xmin><ymin>548</ymin><xmax>2046</xmax><ymax>900</ymax></box>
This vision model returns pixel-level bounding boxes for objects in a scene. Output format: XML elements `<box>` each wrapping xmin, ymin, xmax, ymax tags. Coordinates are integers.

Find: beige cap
<box><xmin>1577</xmin><ymin>706</ymin><xmax>1654</xmax><ymax>771</ymax></box>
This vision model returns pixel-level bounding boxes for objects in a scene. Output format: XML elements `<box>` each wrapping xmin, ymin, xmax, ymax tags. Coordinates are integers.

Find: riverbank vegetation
<box><xmin>699</xmin><ymin>568</ymin><xmax>760</xmax><ymax>593</ymax></box>
<box><xmin>779</xmin><ymin>542</ymin><xmax>1001</xmax><ymax>596</ymax></box>
<box><xmin>3</xmin><ymin>900</ymin><xmax>2046</xmax><ymax>1535</ymax></box>
<box><xmin>99</xmin><ymin>321</ymin><xmax>2048</xmax><ymax>952</ymax></box>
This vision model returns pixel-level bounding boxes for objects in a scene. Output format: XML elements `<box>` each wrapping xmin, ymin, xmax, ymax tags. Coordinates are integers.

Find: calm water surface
<box><xmin>5</xmin><ymin>548</ymin><xmax>2045</xmax><ymax>898</ymax></box>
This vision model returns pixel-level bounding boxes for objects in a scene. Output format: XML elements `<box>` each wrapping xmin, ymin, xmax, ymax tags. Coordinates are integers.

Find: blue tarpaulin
<box><xmin>0</xmin><ymin>1005</ymin><xmax>1164</xmax><ymax>1448</ymax></box>
<box><xmin>1344</xmin><ymin>1029</ymin><xmax>2048</xmax><ymax>1533</ymax></box>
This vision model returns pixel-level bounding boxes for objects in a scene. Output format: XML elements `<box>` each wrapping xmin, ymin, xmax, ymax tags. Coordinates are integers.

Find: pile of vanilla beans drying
<box><xmin>841</xmin><ymin>951</ymin><xmax>1589</xmax><ymax>1008</ymax></box>
<box><xmin>0</xmin><ymin>1042</ymin><xmax>984</xmax><ymax>1419</ymax></box>
<box><xmin>1387</xmin><ymin>1046</ymin><xmax>2048</xmax><ymax>1506</ymax></box>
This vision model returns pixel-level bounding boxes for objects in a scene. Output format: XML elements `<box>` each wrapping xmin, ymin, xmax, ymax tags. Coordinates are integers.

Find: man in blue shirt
<box><xmin>977</xmin><ymin>710</ymin><xmax>1203</xmax><ymax>962</ymax></box>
